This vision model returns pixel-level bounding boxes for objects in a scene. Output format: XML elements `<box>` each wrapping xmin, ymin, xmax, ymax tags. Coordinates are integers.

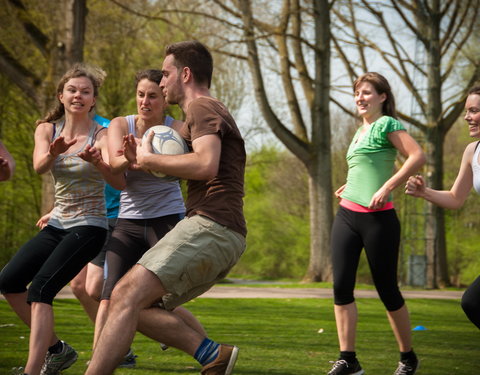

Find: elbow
<box><xmin>111</xmin><ymin>180</ymin><xmax>126</xmax><ymax>190</ymax></box>
<box><xmin>196</xmin><ymin>165</ymin><xmax>219</xmax><ymax>181</ymax></box>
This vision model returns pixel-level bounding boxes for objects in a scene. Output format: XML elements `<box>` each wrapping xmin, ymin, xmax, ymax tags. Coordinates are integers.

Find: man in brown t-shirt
<box><xmin>86</xmin><ymin>41</ymin><xmax>246</xmax><ymax>375</ymax></box>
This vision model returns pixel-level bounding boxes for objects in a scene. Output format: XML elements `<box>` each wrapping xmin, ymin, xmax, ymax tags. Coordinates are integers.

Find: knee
<box><xmin>70</xmin><ymin>276</ymin><xmax>86</xmax><ymax>299</ymax></box>
<box><xmin>378</xmin><ymin>289</ymin><xmax>404</xmax><ymax>311</ymax></box>
<box><xmin>109</xmin><ymin>278</ymin><xmax>134</xmax><ymax>308</ymax></box>
<box><xmin>333</xmin><ymin>282</ymin><xmax>354</xmax><ymax>305</ymax></box>
<box><xmin>0</xmin><ymin>269</ymin><xmax>24</xmax><ymax>295</ymax></box>
<box><xmin>461</xmin><ymin>292</ymin><xmax>479</xmax><ymax>315</ymax></box>
<box><xmin>85</xmin><ymin>279</ymin><xmax>102</xmax><ymax>302</ymax></box>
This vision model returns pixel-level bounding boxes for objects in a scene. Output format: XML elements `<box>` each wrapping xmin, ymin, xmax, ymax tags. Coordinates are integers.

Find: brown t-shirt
<box><xmin>178</xmin><ymin>96</ymin><xmax>247</xmax><ymax>237</ymax></box>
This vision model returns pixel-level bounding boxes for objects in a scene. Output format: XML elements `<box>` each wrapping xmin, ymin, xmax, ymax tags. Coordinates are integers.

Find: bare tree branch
<box><xmin>0</xmin><ymin>42</ymin><xmax>41</xmax><ymax>105</ymax></box>
<box><xmin>239</xmin><ymin>0</ymin><xmax>310</xmax><ymax>163</ymax></box>
<box><xmin>7</xmin><ymin>0</ymin><xmax>50</xmax><ymax>58</ymax></box>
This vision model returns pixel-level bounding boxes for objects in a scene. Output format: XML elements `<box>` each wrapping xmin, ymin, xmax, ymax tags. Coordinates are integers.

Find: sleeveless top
<box><xmin>118</xmin><ymin>115</ymin><xmax>186</xmax><ymax>219</ymax></box>
<box><xmin>472</xmin><ymin>141</ymin><xmax>480</xmax><ymax>194</ymax></box>
<box><xmin>48</xmin><ymin>120</ymin><xmax>108</xmax><ymax>229</ymax></box>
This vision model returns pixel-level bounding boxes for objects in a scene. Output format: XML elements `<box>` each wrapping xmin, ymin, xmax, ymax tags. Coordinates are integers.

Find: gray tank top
<box><xmin>118</xmin><ymin>115</ymin><xmax>185</xmax><ymax>219</ymax></box>
<box><xmin>472</xmin><ymin>141</ymin><xmax>480</xmax><ymax>194</ymax></box>
<box><xmin>48</xmin><ymin>120</ymin><xmax>108</xmax><ymax>229</ymax></box>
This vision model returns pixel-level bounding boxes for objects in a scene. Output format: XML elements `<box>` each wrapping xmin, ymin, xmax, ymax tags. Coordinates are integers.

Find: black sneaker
<box><xmin>393</xmin><ymin>357</ymin><xmax>419</xmax><ymax>375</ymax></box>
<box><xmin>117</xmin><ymin>349</ymin><xmax>137</xmax><ymax>368</ymax></box>
<box><xmin>327</xmin><ymin>359</ymin><xmax>364</xmax><ymax>375</ymax></box>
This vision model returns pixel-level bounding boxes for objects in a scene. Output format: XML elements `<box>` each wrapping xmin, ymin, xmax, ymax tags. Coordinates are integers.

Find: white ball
<box><xmin>142</xmin><ymin>125</ymin><xmax>189</xmax><ymax>180</ymax></box>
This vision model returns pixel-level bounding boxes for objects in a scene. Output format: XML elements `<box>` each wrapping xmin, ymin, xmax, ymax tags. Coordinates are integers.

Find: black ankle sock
<box><xmin>340</xmin><ymin>351</ymin><xmax>357</xmax><ymax>362</ymax></box>
<box><xmin>400</xmin><ymin>349</ymin><xmax>417</xmax><ymax>362</ymax></box>
<box><xmin>48</xmin><ymin>340</ymin><xmax>63</xmax><ymax>354</ymax></box>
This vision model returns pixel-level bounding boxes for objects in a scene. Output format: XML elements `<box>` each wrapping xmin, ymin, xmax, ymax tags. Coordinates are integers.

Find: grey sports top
<box><xmin>118</xmin><ymin>115</ymin><xmax>185</xmax><ymax>219</ymax></box>
<box><xmin>48</xmin><ymin>120</ymin><xmax>107</xmax><ymax>229</ymax></box>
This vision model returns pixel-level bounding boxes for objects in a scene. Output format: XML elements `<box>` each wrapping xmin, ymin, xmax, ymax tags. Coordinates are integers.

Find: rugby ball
<box><xmin>142</xmin><ymin>125</ymin><xmax>189</xmax><ymax>180</ymax></box>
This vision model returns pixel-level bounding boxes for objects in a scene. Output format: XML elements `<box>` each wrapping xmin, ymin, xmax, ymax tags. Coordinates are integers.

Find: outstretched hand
<box><xmin>136</xmin><ymin>130</ymin><xmax>154</xmax><ymax>168</ymax></box>
<box><xmin>122</xmin><ymin>134</ymin><xmax>140</xmax><ymax>169</ymax></box>
<box><xmin>78</xmin><ymin>144</ymin><xmax>103</xmax><ymax>166</ymax></box>
<box><xmin>405</xmin><ymin>175</ymin><xmax>426</xmax><ymax>198</ymax></box>
<box><xmin>49</xmin><ymin>136</ymin><xmax>77</xmax><ymax>158</ymax></box>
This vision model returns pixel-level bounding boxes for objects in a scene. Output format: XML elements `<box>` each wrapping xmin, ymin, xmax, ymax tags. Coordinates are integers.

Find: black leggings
<box><xmin>331</xmin><ymin>206</ymin><xmax>405</xmax><ymax>311</ymax></box>
<box><xmin>0</xmin><ymin>225</ymin><xmax>106</xmax><ymax>305</ymax></box>
<box><xmin>461</xmin><ymin>275</ymin><xmax>480</xmax><ymax>329</ymax></box>
<box><xmin>101</xmin><ymin>214</ymin><xmax>182</xmax><ymax>300</ymax></box>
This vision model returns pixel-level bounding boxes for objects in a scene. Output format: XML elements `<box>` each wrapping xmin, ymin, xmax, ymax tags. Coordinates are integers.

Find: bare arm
<box><xmin>405</xmin><ymin>142</ymin><xmax>475</xmax><ymax>209</ymax></box>
<box><xmin>80</xmin><ymin>129</ymin><xmax>126</xmax><ymax>190</ymax></box>
<box><xmin>107</xmin><ymin>117</ymin><xmax>131</xmax><ymax>174</ymax></box>
<box><xmin>368</xmin><ymin>130</ymin><xmax>426</xmax><ymax>209</ymax></box>
<box><xmin>0</xmin><ymin>140</ymin><xmax>15</xmax><ymax>181</ymax></box>
<box><xmin>33</xmin><ymin>122</ymin><xmax>77</xmax><ymax>174</ymax></box>
<box><xmin>136</xmin><ymin>132</ymin><xmax>221</xmax><ymax>180</ymax></box>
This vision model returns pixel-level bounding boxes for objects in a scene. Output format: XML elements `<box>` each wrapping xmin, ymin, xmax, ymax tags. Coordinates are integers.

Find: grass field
<box><xmin>0</xmin><ymin>297</ymin><xmax>478</xmax><ymax>374</ymax></box>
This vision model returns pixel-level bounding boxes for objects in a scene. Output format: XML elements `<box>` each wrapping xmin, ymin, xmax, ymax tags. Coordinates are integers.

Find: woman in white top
<box><xmin>92</xmin><ymin>70</ymin><xmax>206</xmax><ymax>362</ymax></box>
<box><xmin>406</xmin><ymin>85</ymin><xmax>480</xmax><ymax>330</ymax></box>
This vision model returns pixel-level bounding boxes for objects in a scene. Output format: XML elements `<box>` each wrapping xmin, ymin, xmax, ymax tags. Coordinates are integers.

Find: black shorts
<box><xmin>0</xmin><ymin>225</ymin><xmax>107</xmax><ymax>305</ymax></box>
<box><xmin>101</xmin><ymin>214</ymin><xmax>182</xmax><ymax>299</ymax></box>
<box><xmin>90</xmin><ymin>218</ymin><xmax>117</xmax><ymax>268</ymax></box>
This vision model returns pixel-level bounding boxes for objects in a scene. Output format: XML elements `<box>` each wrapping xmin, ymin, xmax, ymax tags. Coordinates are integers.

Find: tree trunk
<box><xmin>303</xmin><ymin>0</ymin><xmax>333</xmax><ymax>282</ymax></box>
<box><xmin>40</xmin><ymin>0</ymin><xmax>86</xmax><ymax>214</ymax></box>
<box><xmin>305</xmin><ymin>158</ymin><xmax>333</xmax><ymax>281</ymax></box>
<box><xmin>424</xmin><ymin>129</ymin><xmax>449</xmax><ymax>288</ymax></box>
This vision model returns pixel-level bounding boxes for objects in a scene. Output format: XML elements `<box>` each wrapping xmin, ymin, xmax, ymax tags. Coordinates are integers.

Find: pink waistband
<box><xmin>340</xmin><ymin>198</ymin><xmax>394</xmax><ymax>213</ymax></box>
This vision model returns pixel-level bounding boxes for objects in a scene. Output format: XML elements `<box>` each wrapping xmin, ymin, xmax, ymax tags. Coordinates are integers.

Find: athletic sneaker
<box><xmin>40</xmin><ymin>341</ymin><xmax>78</xmax><ymax>375</ymax></box>
<box><xmin>327</xmin><ymin>359</ymin><xmax>364</xmax><ymax>375</ymax></box>
<box><xmin>200</xmin><ymin>344</ymin><xmax>239</xmax><ymax>375</ymax></box>
<box><xmin>117</xmin><ymin>349</ymin><xmax>138</xmax><ymax>368</ymax></box>
<box><xmin>393</xmin><ymin>358</ymin><xmax>420</xmax><ymax>375</ymax></box>
<box><xmin>10</xmin><ymin>367</ymin><xmax>25</xmax><ymax>375</ymax></box>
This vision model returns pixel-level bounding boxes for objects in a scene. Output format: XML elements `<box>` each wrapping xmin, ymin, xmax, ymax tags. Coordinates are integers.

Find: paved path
<box><xmin>50</xmin><ymin>285</ymin><xmax>463</xmax><ymax>300</ymax></box>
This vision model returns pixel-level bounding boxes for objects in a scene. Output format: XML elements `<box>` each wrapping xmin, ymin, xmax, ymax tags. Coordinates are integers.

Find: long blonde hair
<box><xmin>36</xmin><ymin>63</ymin><xmax>106</xmax><ymax>125</ymax></box>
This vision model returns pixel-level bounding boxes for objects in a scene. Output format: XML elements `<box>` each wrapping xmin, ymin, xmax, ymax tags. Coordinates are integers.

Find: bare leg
<box><xmin>85</xmin><ymin>263</ymin><xmax>104</xmax><ymax>302</ymax></box>
<box><xmin>173</xmin><ymin>306</ymin><xmax>207</xmax><ymax>337</ymax></box>
<box><xmin>71</xmin><ymin>266</ymin><xmax>98</xmax><ymax>323</ymax></box>
<box><xmin>93</xmin><ymin>299</ymin><xmax>110</xmax><ymax>350</ymax></box>
<box><xmin>386</xmin><ymin>304</ymin><xmax>412</xmax><ymax>352</ymax></box>
<box><xmin>94</xmin><ymin>301</ymin><xmax>206</xmax><ymax>353</ymax></box>
<box><xmin>3</xmin><ymin>292</ymin><xmax>32</xmax><ymax>327</ymax></box>
<box><xmin>334</xmin><ymin>302</ymin><xmax>358</xmax><ymax>351</ymax></box>
<box><xmin>3</xmin><ymin>292</ymin><xmax>58</xmax><ymax>346</ymax></box>
<box><xmin>86</xmin><ymin>265</ymin><xmax>204</xmax><ymax>375</ymax></box>
<box><xmin>24</xmin><ymin>302</ymin><xmax>55</xmax><ymax>375</ymax></box>
<box><xmin>138</xmin><ymin>306</ymin><xmax>204</xmax><ymax>355</ymax></box>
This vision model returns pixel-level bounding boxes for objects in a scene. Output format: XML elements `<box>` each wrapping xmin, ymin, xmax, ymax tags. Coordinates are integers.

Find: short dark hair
<box><xmin>165</xmin><ymin>40</ymin><xmax>213</xmax><ymax>88</ymax></box>
<box><xmin>135</xmin><ymin>69</ymin><xmax>163</xmax><ymax>88</ymax></box>
<box><xmin>468</xmin><ymin>85</ymin><xmax>480</xmax><ymax>96</ymax></box>
<box><xmin>353</xmin><ymin>72</ymin><xmax>396</xmax><ymax>118</ymax></box>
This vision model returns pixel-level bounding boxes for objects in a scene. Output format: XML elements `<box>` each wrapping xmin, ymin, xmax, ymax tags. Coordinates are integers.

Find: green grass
<box><xmin>0</xmin><ymin>298</ymin><xmax>477</xmax><ymax>374</ymax></box>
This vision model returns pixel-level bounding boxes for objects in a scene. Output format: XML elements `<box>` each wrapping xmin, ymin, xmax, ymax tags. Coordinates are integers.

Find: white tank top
<box><xmin>472</xmin><ymin>141</ymin><xmax>480</xmax><ymax>194</ymax></box>
<box><xmin>118</xmin><ymin>115</ymin><xmax>185</xmax><ymax>219</ymax></box>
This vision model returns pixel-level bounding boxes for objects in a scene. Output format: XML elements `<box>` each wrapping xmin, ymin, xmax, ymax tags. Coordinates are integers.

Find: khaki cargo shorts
<box><xmin>138</xmin><ymin>215</ymin><xmax>246</xmax><ymax>310</ymax></box>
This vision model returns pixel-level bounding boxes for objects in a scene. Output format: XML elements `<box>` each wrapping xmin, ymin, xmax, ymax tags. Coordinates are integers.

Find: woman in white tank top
<box><xmin>406</xmin><ymin>85</ymin><xmax>480</xmax><ymax>331</ymax></box>
<box><xmin>92</xmin><ymin>70</ymin><xmax>205</xmax><ymax>360</ymax></box>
